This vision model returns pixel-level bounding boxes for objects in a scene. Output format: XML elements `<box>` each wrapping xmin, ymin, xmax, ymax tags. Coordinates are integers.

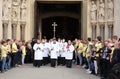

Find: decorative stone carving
<box><xmin>20</xmin><ymin>0</ymin><xmax>27</xmax><ymax>20</ymax></box>
<box><xmin>98</xmin><ymin>0</ymin><xmax>105</xmax><ymax>21</ymax></box>
<box><xmin>13</xmin><ymin>0</ymin><xmax>19</xmax><ymax>6</ymax></box>
<box><xmin>107</xmin><ymin>0</ymin><xmax>114</xmax><ymax>20</ymax></box>
<box><xmin>12</xmin><ymin>6</ymin><xmax>18</xmax><ymax>21</ymax></box>
<box><xmin>2</xmin><ymin>0</ymin><xmax>11</xmax><ymax>20</ymax></box>
<box><xmin>90</xmin><ymin>1</ymin><xmax>97</xmax><ymax>21</ymax></box>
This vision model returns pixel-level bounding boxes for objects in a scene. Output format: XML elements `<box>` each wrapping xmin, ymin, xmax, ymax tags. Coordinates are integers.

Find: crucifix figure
<box><xmin>52</xmin><ymin>22</ymin><xmax>57</xmax><ymax>38</ymax></box>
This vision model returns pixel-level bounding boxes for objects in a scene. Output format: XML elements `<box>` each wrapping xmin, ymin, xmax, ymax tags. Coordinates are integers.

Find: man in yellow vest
<box><xmin>95</xmin><ymin>36</ymin><xmax>102</xmax><ymax>75</ymax></box>
<box><xmin>77</xmin><ymin>40</ymin><xmax>83</xmax><ymax>65</ymax></box>
<box><xmin>12</xmin><ymin>39</ymin><xmax>18</xmax><ymax>67</ymax></box>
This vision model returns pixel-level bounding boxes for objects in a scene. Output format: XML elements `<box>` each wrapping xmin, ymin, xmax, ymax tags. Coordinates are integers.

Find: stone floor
<box><xmin>0</xmin><ymin>64</ymin><xmax>99</xmax><ymax>79</ymax></box>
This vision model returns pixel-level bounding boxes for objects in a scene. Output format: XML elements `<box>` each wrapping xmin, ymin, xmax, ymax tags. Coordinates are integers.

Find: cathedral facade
<box><xmin>0</xmin><ymin>0</ymin><xmax>120</xmax><ymax>41</ymax></box>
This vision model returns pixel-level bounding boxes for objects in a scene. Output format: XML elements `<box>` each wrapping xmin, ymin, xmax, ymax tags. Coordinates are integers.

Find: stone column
<box><xmin>3</xmin><ymin>23</ymin><xmax>8</xmax><ymax>39</ymax></box>
<box><xmin>114</xmin><ymin>0</ymin><xmax>120</xmax><ymax>37</ymax></box>
<box><xmin>104</xmin><ymin>0</ymin><xmax>108</xmax><ymax>40</ymax></box>
<box><xmin>108</xmin><ymin>25</ymin><xmax>113</xmax><ymax>39</ymax></box>
<box><xmin>87</xmin><ymin>0</ymin><xmax>92</xmax><ymax>38</ymax></box>
<box><xmin>24</xmin><ymin>22</ymin><xmax>28</xmax><ymax>41</ymax></box>
<box><xmin>0</xmin><ymin>0</ymin><xmax>3</xmax><ymax>40</ymax></box>
<box><xmin>104</xmin><ymin>23</ymin><xmax>108</xmax><ymax>40</ymax></box>
<box><xmin>92</xmin><ymin>24</ymin><xmax>96</xmax><ymax>39</ymax></box>
<box><xmin>12</xmin><ymin>24</ymin><xmax>17</xmax><ymax>39</ymax></box>
<box><xmin>16</xmin><ymin>23</ymin><xmax>20</xmax><ymax>40</ymax></box>
<box><xmin>96</xmin><ymin>24</ymin><xmax>100</xmax><ymax>36</ymax></box>
<box><xmin>8</xmin><ymin>22</ymin><xmax>12</xmax><ymax>39</ymax></box>
<box><xmin>20</xmin><ymin>24</ymin><xmax>25</xmax><ymax>40</ymax></box>
<box><xmin>82</xmin><ymin>0</ymin><xmax>88</xmax><ymax>39</ymax></box>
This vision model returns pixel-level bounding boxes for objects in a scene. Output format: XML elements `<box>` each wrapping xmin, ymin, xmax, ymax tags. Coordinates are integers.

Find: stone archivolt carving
<box><xmin>90</xmin><ymin>1</ymin><xmax>97</xmax><ymax>21</ymax></box>
<box><xmin>20</xmin><ymin>0</ymin><xmax>27</xmax><ymax>20</ymax></box>
<box><xmin>98</xmin><ymin>0</ymin><xmax>105</xmax><ymax>21</ymax></box>
<box><xmin>107</xmin><ymin>0</ymin><xmax>114</xmax><ymax>20</ymax></box>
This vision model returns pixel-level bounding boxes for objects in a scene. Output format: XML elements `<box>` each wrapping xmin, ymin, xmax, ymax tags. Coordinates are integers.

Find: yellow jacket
<box><xmin>77</xmin><ymin>43</ymin><xmax>83</xmax><ymax>54</ymax></box>
<box><xmin>82</xmin><ymin>45</ymin><xmax>87</xmax><ymax>57</ymax></box>
<box><xmin>22</xmin><ymin>46</ymin><xmax>26</xmax><ymax>56</ymax></box>
<box><xmin>1</xmin><ymin>45</ymin><xmax>8</xmax><ymax>57</ymax></box>
<box><xmin>12</xmin><ymin>43</ymin><xmax>18</xmax><ymax>53</ymax></box>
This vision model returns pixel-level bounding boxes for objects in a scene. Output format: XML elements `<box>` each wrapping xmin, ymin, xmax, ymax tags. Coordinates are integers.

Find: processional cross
<box><xmin>52</xmin><ymin>22</ymin><xmax>57</xmax><ymax>38</ymax></box>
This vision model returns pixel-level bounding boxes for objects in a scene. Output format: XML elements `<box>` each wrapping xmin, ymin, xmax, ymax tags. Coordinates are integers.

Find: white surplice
<box><xmin>41</xmin><ymin>43</ymin><xmax>49</xmax><ymax>57</ymax></box>
<box><xmin>50</xmin><ymin>42</ymin><xmax>59</xmax><ymax>59</ymax></box>
<box><xmin>33</xmin><ymin>43</ymin><xmax>43</xmax><ymax>60</ymax></box>
<box><xmin>61</xmin><ymin>42</ymin><xmax>67</xmax><ymax>57</ymax></box>
<box><xmin>64</xmin><ymin>44</ymin><xmax>75</xmax><ymax>60</ymax></box>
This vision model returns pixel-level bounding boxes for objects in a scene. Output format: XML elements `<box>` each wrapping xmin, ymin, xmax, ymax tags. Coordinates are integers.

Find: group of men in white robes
<box><xmin>33</xmin><ymin>38</ymin><xmax>74</xmax><ymax>68</ymax></box>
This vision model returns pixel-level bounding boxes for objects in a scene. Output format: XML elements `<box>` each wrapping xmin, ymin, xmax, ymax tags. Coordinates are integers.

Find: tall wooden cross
<box><xmin>52</xmin><ymin>22</ymin><xmax>57</xmax><ymax>38</ymax></box>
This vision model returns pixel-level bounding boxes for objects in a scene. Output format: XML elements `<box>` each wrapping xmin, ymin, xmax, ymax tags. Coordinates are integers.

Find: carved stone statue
<box><xmin>20</xmin><ymin>0</ymin><xmax>26</xmax><ymax>20</ymax></box>
<box><xmin>2</xmin><ymin>0</ymin><xmax>11</xmax><ymax>20</ymax></box>
<box><xmin>108</xmin><ymin>0</ymin><xmax>114</xmax><ymax>20</ymax></box>
<box><xmin>98</xmin><ymin>0</ymin><xmax>105</xmax><ymax>20</ymax></box>
<box><xmin>90</xmin><ymin>1</ymin><xmax>97</xmax><ymax>21</ymax></box>
<box><xmin>12</xmin><ymin>7</ymin><xmax>18</xmax><ymax>20</ymax></box>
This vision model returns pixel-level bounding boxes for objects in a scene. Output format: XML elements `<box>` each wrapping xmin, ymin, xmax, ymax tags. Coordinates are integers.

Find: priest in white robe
<box><xmin>50</xmin><ymin>39</ymin><xmax>59</xmax><ymax>67</ymax></box>
<box><xmin>65</xmin><ymin>40</ymin><xmax>74</xmax><ymax>68</ymax></box>
<box><xmin>41</xmin><ymin>39</ymin><xmax>49</xmax><ymax>65</ymax></box>
<box><xmin>61</xmin><ymin>39</ymin><xmax>67</xmax><ymax>66</ymax></box>
<box><xmin>33</xmin><ymin>39</ymin><xmax>43</xmax><ymax>67</ymax></box>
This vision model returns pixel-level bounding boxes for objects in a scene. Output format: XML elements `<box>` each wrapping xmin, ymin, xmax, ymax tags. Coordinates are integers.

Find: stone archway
<box><xmin>34</xmin><ymin>1</ymin><xmax>83</xmax><ymax>39</ymax></box>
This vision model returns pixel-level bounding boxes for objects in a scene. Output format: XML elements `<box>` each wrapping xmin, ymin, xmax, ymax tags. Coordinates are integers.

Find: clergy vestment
<box><xmin>65</xmin><ymin>44</ymin><xmax>74</xmax><ymax>68</ymax></box>
<box><xmin>33</xmin><ymin>43</ymin><xmax>43</xmax><ymax>67</ymax></box>
<box><xmin>60</xmin><ymin>42</ymin><xmax>67</xmax><ymax>66</ymax></box>
<box><xmin>50</xmin><ymin>42</ymin><xmax>59</xmax><ymax>67</ymax></box>
<box><xmin>57</xmin><ymin>42</ymin><xmax>63</xmax><ymax>65</ymax></box>
<box><xmin>41</xmin><ymin>42</ymin><xmax>49</xmax><ymax>65</ymax></box>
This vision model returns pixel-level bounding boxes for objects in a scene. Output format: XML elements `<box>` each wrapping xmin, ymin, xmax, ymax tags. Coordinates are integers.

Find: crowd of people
<box><xmin>0</xmin><ymin>39</ymin><xmax>33</xmax><ymax>72</ymax></box>
<box><xmin>0</xmin><ymin>36</ymin><xmax>120</xmax><ymax>79</ymax></box>
<box><xmin>73</xmin><ymin>36</ymin><xmax>120</xmax><ymax>79</ymax></box>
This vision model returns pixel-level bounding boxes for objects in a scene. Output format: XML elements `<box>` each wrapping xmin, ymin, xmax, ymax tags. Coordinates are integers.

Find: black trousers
<box><xmin>57</xmin><ymin>57</ymin><xmax>61</xmax><ymax>65</ymax></box>
<box><xmin>43</xmin><ymin>57</ymin><xmax>48</xmax><ymax>65</ymax></box>
<box><xmin>66</xmin><ymin>59</ymin><xmax>72</xmax><ymax>68</ymax></box>
<box><xmin>12</xmin><ymin>53</ymin><xmax>18</xmax><ymax>67</ymax></box>
<box><xmin>34</xmin><ymin>60</ymin><xmax>42</xmax><ymax>67</ymax></box>
<box><xmin>51</xmin><ymin>59</ymin><xmax>57</xmax><ymax>67</ymax></box>
<box><xmin>100</xmin><ymin>59</ymin><xmax>110</xmax><ymax>78</ymax></box>
<box><xmin>61</xmin><ymin>57</ymin><xmax>66</xmax><ymax>66</ymax></box>
<box><xmin>17</xmin><ymin>52</ymin><xmax>22</xmax><ymax>65</ymax></box>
